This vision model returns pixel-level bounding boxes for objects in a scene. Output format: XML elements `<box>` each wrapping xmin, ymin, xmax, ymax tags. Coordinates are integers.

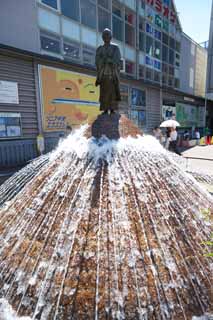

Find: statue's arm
<box><xmin>113</xmin><ymin>46</ymin><xmax>121</xmax><ymax>67</ymax></box>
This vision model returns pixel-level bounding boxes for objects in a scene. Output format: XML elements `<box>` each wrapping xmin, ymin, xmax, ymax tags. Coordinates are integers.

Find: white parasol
<box><xmin>160</xmin><ymin>120</ymin><xmax>180</xmax><ymax>128</ymax></box>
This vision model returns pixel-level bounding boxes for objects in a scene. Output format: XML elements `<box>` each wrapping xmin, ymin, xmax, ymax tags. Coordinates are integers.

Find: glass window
<box><xmin>63</xmin><ymin>41</ymin><xmax>80</xmax><ymax>60</ymax></box>
<box><xmin>162</xmin><ymin>63</ymin><xmax>168</xmax><ymax>73</ymax></box>
<box><xmin>146</xmin><ymin>23</ymin><xmax>154</xmax><ymax>35</ymax></box>
<box><xmin>125</xmin><ymin>8</ymin><xmax>135</xmax><ymax>25</ymax></box>
<box><xmin>81</xmin><ymin>0</ymin><xmax>96</xmax><ymax>29</ymax></box>
<box><xmin>131</xmin><ymin>88</ymin><xmax>146</xmax><ymax>107</ymax></box>
<box><xmin>0</xmin><ymin>113</ymin><xmax>22</xmax><ymax>138</ymax></box>
<box><xmin>138</xmin><ymin>110</ymin><xmax>146</xmax><ymax>127</ymax></box>
<box><xmin>154</xmin><ymin>29</ymin><xmax>161</xmax><ymax>40</ymax></box>
<box><xmin>154</xmin><ymin>60</ymin><xmax>161</xmax><ymax>71</ymax></box>
<box><xmin>175</xmin><ymin>78</ymin><xmax>180</xmax><ymax>88</ymax></box>
<box><xmin>83</xmin><ymin>45</ymin><xmax>95</xmax><ymax>66</ymax></box>
<box><xmin>162</xmin><ymin>45</ymin><xmax>168</xmax><ymax>62</ymax></box>
<box><xmin>162</xmin><ymin>32</ymin><xmax>169</xmax><ymax>45</ymax></box>
<box><xmin>162</xmin><ymin>73</ymin><xmax>167</xmax><ymax>85</ymax></box>
<box><xmin>146</xmin><ymin>68</ymin><xmax>153</xmax><ymax>81</ymax></box>
<box><xmin>175</xmin><ymin>41</ymin><xmax>181</xmax><ymax>52</ymax></box>
<box><xmin>125</xmin><ymin>60</ymin><xmax>135</xmax><ymax>75</ymax></box>
<box><xmin>41</xmin><ymin>0</ymin><xmax>57</xmax><ymax>9</ymax></box>
<box><xmin>40</xmin><ymin>34</ymin><xmax>60</xmax><ymax>54</ymax></box>
<box><xmin>139</xmin><ymin>65</ymin><xmax>145</xmax><ymax>78</ymax></box>
<box><xmin>154</xmin><ymin>41</ymin><xmax>161</xmax><ymax>59</ymax></box>
<box><xmin>98</xmin><ymin>8</ymin><xmax>111</xmax><ymax>32</ymax></box>
<box><xmin>61</xmin><ymin>0</ymin><xmax>79</xmax><ymax>21</ymax></box>
<box><xmin>113</xmin><ymin>16</ymin><xmax>123</xmax><ymax>41</ymax></box>
<box><xmin>139</xmin><ymin>17</ymin><xmax>145</xmax><ymax>31</ymax></box>
<box><xmin>120</xmin><ymin>84</ymin><xmax>129</xmax><ymax>103</ymax></box>
<box><xmin>112</xmin><ymin>2</ymin><xmax>122</xmax><ymax>18</ymax></box>
<box><xmin>168</xmin><ymin>77</ymin><xmax>174</xmax><ymax>86</ymax></box>
<box><xmin>125</xmin><ymin>24</ymin><xmax>135</xmax><ymax>46</ymax></box>
<box><xmin>154</xmin><ymin>71</ymin><xmax>160</xmax><ymax>82</ymax></box>
<box><xmin>98</xmin><ymin>0</ymin><xmax>109</xmax><ymax>9</ymax></box>
<box><xmin>169</xmin><ymin>66</ymin><xmax>174</xmax><ymax>76</ymax></box>
<box><xmin>169</xmin><ymin>37</ymin><xmax>175</xmax><ymax>49</ymax></box>
<box><xmin>169</xmin><ymin>49</ymin><xmax>174</xmax><ymax>65</ymax></box>
<box><xmin>163</xmin><ymin>19</ymin><xmax>169</xmax><ymax>32</ymax></box>
<box><xmin>146</xmin><ymin>35</ymin><xmax>153</xmax><ymax>56</ymax></box>
<box><xmin>139</xmin><ymin>32</ymin><xmax>145</xmax><ymax>52</ymax></box>
<box><xmin>155</xmin><ymin>14</ymin><xmax>162</xmax><ymax>28</ymax></box>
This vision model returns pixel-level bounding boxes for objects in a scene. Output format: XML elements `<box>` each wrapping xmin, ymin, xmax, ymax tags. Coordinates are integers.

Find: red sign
<box><xmin>146</xmin><ymin>0</ymin><xmax>176</xmax><ymax>24</ymax></box>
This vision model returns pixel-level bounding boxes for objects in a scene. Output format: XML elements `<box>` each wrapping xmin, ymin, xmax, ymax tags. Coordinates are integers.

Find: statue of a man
<box><xmin>95</xmin><ymin>28</ymin><xmax>121</xmax><ymax>115</ymax></box>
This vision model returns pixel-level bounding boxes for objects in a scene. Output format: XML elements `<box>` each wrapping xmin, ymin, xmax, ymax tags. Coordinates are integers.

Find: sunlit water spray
<box><xmin>0</xmin><ymin>116</ymin><xmax>212</xmax><ymax>320</ymax></box>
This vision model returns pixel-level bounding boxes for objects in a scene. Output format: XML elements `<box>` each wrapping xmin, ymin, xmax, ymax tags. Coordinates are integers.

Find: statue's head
<box><xmin>102</xmin><ymin>28</ymin><xmax>112</xmax><ymax>44</ymax></box>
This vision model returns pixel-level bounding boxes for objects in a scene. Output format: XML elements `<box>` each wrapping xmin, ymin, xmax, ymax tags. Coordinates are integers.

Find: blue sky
<box><xmin>175</xmin><ymin>0</ymin><xmax>212</xmax><ymax>43</ymax></box>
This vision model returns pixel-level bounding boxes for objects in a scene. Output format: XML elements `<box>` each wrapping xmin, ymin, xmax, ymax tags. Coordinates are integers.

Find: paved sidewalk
<box><xmin>182</xmin><ymin>145</ymin><xmax>213</xmax><ymax>175</ymax></box>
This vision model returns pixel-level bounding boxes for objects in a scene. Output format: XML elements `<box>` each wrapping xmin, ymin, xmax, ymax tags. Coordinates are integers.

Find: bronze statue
<box><xmin>95</xmin><ymin>28</ymin><xmax>121</xmax><ymax>115</ymax></box>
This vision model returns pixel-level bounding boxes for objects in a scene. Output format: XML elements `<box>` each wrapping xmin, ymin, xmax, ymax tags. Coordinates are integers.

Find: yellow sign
<box><xmin>39</xmin><ymin>65</ymin><xmax>100</xmax><ymax>132</ymax></box>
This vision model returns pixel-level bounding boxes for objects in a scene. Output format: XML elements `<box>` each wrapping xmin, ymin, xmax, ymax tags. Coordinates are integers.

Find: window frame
<box><xmin>39</xmin><ymin>0</ymin><xmax>60</xmax><ymax>12</ymax></box>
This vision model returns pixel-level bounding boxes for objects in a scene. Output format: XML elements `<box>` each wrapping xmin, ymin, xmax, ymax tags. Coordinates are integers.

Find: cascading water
<box><xmin>0</xmin><ymin>115</ymin><xmax>212</xmax><ymax>320</ymax></box>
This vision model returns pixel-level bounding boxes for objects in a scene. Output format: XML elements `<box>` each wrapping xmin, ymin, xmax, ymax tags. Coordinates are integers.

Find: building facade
<box><xmin>0</xmin><ymin>0</ymin><xmax>209</xmax><ymax>168</ymax></box>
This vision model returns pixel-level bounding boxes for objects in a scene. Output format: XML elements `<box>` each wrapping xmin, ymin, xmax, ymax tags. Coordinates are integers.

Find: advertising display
<box><xmin>0</xmin><ymin>81</ymin><xmax>19</xmax><ymax>104</ymax></box>
<box><xmin>39</xmin><ymin>65</ymin><xmax>100</xmax><ymax>132</ymax></box>
<box><xmin>176</xmin><ymin>103</ymin><xmax>205</xmax><ymax>127</ymax></box>
<box><xmin>131</xmin><ymin>88</ymin><xmax>146</xmax><ymax>107</ymax></box>
<box><xmin>162</xmin><ymin>105</ymin><xmax>176</xmax><ymax>121</ymax></box>
<box><xmin>0</xmin><ymin>112</ymin><xmax>21</xmax><ymax>137</ymax></box>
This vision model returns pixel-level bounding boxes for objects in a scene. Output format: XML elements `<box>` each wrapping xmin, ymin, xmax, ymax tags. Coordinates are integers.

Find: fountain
<box><xmin>0</xmin><ymin>114</ymin><xmax>212</xmax><ymax>320</ymax></box>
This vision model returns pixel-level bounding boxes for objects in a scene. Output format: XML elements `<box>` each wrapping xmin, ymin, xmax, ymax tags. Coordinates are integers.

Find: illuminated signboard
<box><xmin>146</xmin><ymin>0</ymin><xmax>176</xmax><ymax>24</ymax></box>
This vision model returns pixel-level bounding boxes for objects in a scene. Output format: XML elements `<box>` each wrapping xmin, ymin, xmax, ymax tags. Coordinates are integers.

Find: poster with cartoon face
<box><xmin>39</xmin><ymin>65</ymin><xmax>100</xmax><ymax>132</ymax></box>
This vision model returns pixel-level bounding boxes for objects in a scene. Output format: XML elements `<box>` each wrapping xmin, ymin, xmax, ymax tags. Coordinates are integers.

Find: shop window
<box><xmin>154</xmin><ymin>71</ymin><xmax>160</xmax><ymax>82</ymax></box>
<box><xmin>131</xmin><ymin>88</ymin><xmax>146</xmax><ymax>107</ymax></box>
<box><xmin>40</xmin><ymin>34</ymin><xmax>61</xmax><ymax>54</ymax></box>
<box><xmin>83</xmin><ymin>45</ymin><xmax>96</xmax><ymax>66</ymax></box>
<box><xmin>162</xmin><ymin>45</ymin><xmax>168</xmax><ymax>62</ymax></box>
<box><xmin>125</xmin><ymin>60</ymin><xmax>135</xmax><ymax>75</ymax></box>
<box><xmin>61</xmin><ymin>0</ymin><xmax>79</xmax><ymax>21</ymax></box>
<box><xmin>63</xmin><ymin>41</ymin><xmax>80</xmax><ymax>60</ymax></box>
<box><xmin>98</xmin><ymin>7</ymin><xmax>111</xmax><ymax>32</ymax></box>
<box><xmin>139</xmin><ymin>32</ymin><xmax>145</xmax><ymax>52</ymax></box>
<box><xmin>81</xmin><ymin>0</ymin><xmax>96</xmax><ymax>29</ymax></box>
<box><xmin>125</xmin><ymin>24</ymin><xmax>135</xmax><ymax>46</ymax></box>
<box><xmin>169</xmin><ymin>37</ymin><xmax>175</xmax><ymax>49</ymax></box>
<box><xmin>98</xmin><ymin>0</ymin><xmax>109</xmax><ymax>9</ymax></box>
<box><xmin>175</xmin><ymin>78</ymin><xmax>180</xmax><ymax>88</ymax></box>
<box><xmin>154</xmin><ymin>41</ymin><xmax>161</xmax><ymax>59</ymax></box>
<box><xmin>0</xmin><ymin>113</ymin><xmax>21</xmax><ymax>137</ymax></box>
<box><xmin>113</xmin><ymin>16</ymin><xmax>123</xmax><ymax>41</ymax></box>
<box><xmin>146</xmin><ymin>35</ymin><xmax>153</xmax><ymax>56</ymax></box>
<box><xmin>125</xmin><ymin>8</ymin><xmax>135</xmax><ymax>25</ymax></box>
<box><xmin>162</xmin><ymin>32</ymin><xmax>169</xmax><ymax>45</ymax></box>
<box><xmin>139</xmin><ymin>17</ymin><xmax>145</xmax><ymax>31</ymax></box>
<box><xmin>41</xmin><ymin>0</ymin><xmax>58</xmax><ymax>9</ymax></box>
<box><xmin>175</xmin><ymin>41</ymin><xmax>181</xmax><ymax>52</ymax></box>
<box><xmin>139</xmin><ymin>65</ymin><xmax>145</xmax><ymax>78</ymax></box>
<box><xmin>169</xmin><ymin>49</ymin><xmax>174</xmax><ymax>65</ymax></box>
<box><xmin>146</xmin><ymin>67</ymin><xmax>153</xmax><ymax>81</ymax></box>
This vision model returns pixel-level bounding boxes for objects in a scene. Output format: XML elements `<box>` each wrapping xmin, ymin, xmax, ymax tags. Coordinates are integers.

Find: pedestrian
<box><xmin>153</xmin><ymin>127</ymin><xmax>163</xmax><ymax>143</ymax></box>
<box><xmin>194</xmin><ymin>128</ymin><xmax>200</xmax><ymax>146</ymax></box>
<box><xmin>165</xmin><ymin>127</ymin><xmax>171</xmax><ymax>150</ymax></box>
<box><xmin>169</xmin><ymin>127</ymin><xmax>181</xmax><ymax>155</ymax></box>
<box><xmin>65</xmin><ymin>125</ymin><xmax>72</xmax><ymax>137</ymax></box>
<box><xmin>183</xmin><ymin>130</ymin><xmax>190</xmax><ymax>141</ymax></box>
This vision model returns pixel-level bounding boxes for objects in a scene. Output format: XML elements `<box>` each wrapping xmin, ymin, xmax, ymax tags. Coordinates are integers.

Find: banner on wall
<box><xmin>39</xmin><ymin>65</ymin><xmax>100</xmax><ymax>132</ymax></box>
<box><xmin>175</xmin><ymin>103</ymin><xmax>205</xmax><ymax>127</ymax></box>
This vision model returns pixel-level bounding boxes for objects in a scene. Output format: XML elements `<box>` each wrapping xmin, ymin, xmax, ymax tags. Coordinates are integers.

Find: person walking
<box><xmin>169</xmin><ymin>127</ymin><xmax>181</xmax><ymax>155</ymax></box>
<box><xmin>194</xmin><ymin>128</ymin><xmax>200</xmax><ymax>146</ymax></box>
<box><xmin>153</xmin><ymin>127</ymin><xmax>163</xmax><ymax>144</ymax></box>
